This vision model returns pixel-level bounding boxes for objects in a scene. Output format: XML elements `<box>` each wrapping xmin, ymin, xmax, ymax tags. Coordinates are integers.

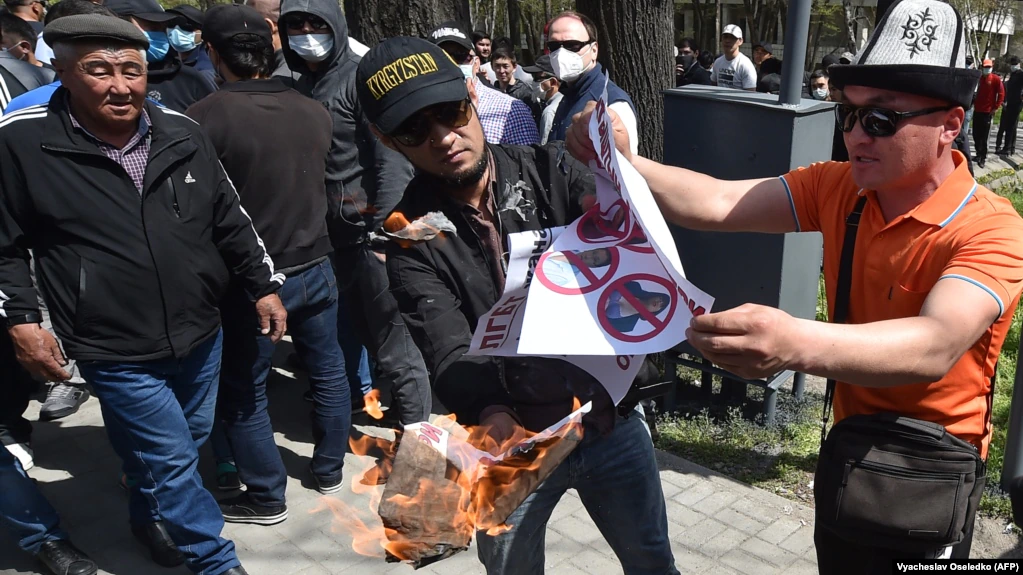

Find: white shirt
<box><xmin>711</xmin><ymin>52</ymin><xmax>757</xmax><ymax>90</ymax></box>
<box><xmin>540</xmin><ymin>91</ymin><xmax>563</xmax><ymax>145</ymax></box>
<box><xmin>348</xmin><ymin>38</ymin><xmax>370</xmax><ymax>56</ymax></box>
<box><xmin>35</xmin><ymin>33</ymin><xmax>53</xmax><ymax>65</ymax></box>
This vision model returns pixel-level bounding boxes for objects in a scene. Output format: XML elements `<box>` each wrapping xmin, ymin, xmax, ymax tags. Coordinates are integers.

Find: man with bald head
<box><xmin>0</xmin><ymin>13</ymin><xmax>285</xmax><ymax>575</ymax></box>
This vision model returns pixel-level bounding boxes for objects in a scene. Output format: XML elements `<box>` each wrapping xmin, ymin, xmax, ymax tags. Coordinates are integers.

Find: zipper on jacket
<box><xmin>169</xmin><ymin>179</ymin><xmax>181</xmax><ymax>218</ymax></box>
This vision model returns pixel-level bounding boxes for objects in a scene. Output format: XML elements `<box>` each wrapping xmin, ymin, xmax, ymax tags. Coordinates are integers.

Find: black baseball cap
<box><xmin>167</xmin><ymin>4</ymin><xmax>204</xmax><ymax>29</ymax></box>
<box><xmin>202</xmin><ymin>4</ymin><xmax>271</xmax><ymax>49</ymax></box>
<box><xmin>357</xmin><ymin>36</ymin><xmax>467</xmax><ymax>135</ymax></box>
<box><xmin>522</xmin><ymin>54</ymin><xmax>553</xmax><ymax>76</ymax></box>
<box><xmin>429</xmin><ymin>21</ymin><xmax>472</xmax><ymax>52</ymax></box>
<box><xmin>105</xmin><ymin>0</ymin><xmax>177</xmax><ymax>24</ymax></box>
<box><xmin>753</xmin><ymin>42</ymin><xmax>773</xmax><ymax>54</ymax></box>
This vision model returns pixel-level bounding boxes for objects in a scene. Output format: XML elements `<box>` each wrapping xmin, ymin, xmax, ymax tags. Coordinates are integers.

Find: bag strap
<box><xmin>821</xmin><ymin>195</ymin><xmax>868</xmax><ymax>444</ymax></box>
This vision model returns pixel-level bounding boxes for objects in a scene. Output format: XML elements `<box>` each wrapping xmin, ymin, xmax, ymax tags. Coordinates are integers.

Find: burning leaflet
<box><xmin>321</xmin><ymin>402</ymin><xmax>591</xmax><ymax>569</ymax></box>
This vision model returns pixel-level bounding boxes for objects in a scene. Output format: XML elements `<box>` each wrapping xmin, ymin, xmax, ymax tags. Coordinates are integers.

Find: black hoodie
<box><xmin>146</xmin><ymin>53</ymin><xmax>217</xmax><ymax>114</ymax></box>
<box><xmin>278</xmin><ymin>0</ymin><xmax>412</xmax><ymax>248</ymax></box>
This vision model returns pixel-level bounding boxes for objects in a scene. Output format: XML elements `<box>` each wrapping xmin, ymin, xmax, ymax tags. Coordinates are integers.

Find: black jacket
<box><xmin>1005</xmin><ymin>71</ymin><xmax>1023</xmax><ymax>111</ymax></box>
<box><xmin>186</xmin><ymin>78</ymin><xmax>334</xmax><ymax>270</ymax></box>
<box><xmin>279</xmin><ymin>0</ymin><xmax>413</xmax><ymax>248</ymax></box>
<box><xmin>386</xmin><ymin>143</ymin><xmax>618</xmax><ymax>433</ymax></box>
<box><xmin>146</xmin><ymin>54</ymin><xmax>218</xmax><ymax>113</ymax></box>
<box><xmin>0</xmin><ymin>90</ymin><xmax>284</xmax><ymax>362</ymax></box>
<box><xmin>0</xmin><ymin>67</ymin><xmax>26</xmax><ymax>112</ymax></box>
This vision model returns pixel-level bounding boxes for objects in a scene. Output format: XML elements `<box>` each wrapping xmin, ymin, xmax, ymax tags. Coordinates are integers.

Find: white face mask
<box><xmin>290</xmin><ymin>33</ymin><xmax>333</xmax><ymax>62</ymax></box>
<box><xmin>812</xmin><ymin>88</ymin><xmax>828</xmax><ymax>100</ymax></box>
<box><xmin>983</xmin><ymin>67</ymin><xmax>993</xmax><ymax>75</ymax></box>
<box><xmin>550</xmin><ymin>45</ymin><xmax>591</xmax><ymax>83</ymax></box>
<box><xmin>458</xmin><ymin>64</ymin><xmax>474</xmax><ymax>79</ymax></box>
<box><xmin>1013</xmin><ymin>65</ymin><xmax>1020</xmax><ymax>72</ymax></box>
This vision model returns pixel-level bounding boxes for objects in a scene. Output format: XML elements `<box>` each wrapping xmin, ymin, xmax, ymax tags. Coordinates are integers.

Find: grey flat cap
<box><xmin>43</xmin><ymin>14</ymin><xmax>149</xmax><ymax>49</ymax></box>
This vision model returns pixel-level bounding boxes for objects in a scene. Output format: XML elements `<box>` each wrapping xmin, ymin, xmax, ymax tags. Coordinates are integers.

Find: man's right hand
<box><xmin>8</xmin><ymin>323</ymin><xmax>71</xmax><ymax>382</ymax></box>
<box><xmin>566</xmin><ymin>101</ymin><xmax>634</xmax><ymax>164</ymax></box>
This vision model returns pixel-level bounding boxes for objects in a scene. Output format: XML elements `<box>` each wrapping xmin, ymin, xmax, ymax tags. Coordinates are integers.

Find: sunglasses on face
<box><xmin>546</xmin><ymin>39</ymin><xmax>593</xmax><ymax>53</ymax></box>
<box><xmin>282</xmin><ymin>14</ymin><xmax>329</xmax><ymax>31</ymax></box>
<box><xmin>445</xmin><ymin>48</ymin><xmax>473</xmax><ymax>64</ymax></box>
<box><xmin>834</xmin><ymin>104</ymin><xmax>953</xmax><ymax>138</ymax></box>
<box><xmin>392</xmin><ymin>99</ymin><xmax>473</xmax><ymax>147</ymax></box>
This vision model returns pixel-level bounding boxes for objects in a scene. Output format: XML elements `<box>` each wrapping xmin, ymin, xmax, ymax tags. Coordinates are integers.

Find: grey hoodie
<box><xmin>279</xmin><ymin>0</ymin><xmax>412</xmax><ymax>247</ymax></box>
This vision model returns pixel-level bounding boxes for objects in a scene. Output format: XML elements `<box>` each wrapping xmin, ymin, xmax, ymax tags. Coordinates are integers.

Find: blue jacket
<box><xmin>547</xmin><ymin>63</ymin><xmax>635</xmax><ymax>144</ymax></box>
<box><xmin>4</xmin><ymin>81</ymin><xmax>58</xmax><ymax>114</ymax></box>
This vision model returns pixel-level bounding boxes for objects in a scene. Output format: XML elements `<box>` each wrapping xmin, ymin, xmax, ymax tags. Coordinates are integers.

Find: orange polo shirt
<box><xmin>781</xmin><ymin>152</ymin><xmax>1023</xmax><ymax>457</ymax></box>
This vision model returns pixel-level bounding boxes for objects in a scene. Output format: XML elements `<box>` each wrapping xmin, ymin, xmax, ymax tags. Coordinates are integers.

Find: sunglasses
<box><xmin>834</xmin><ymin>104</ymin><xmax>953</xmax><ymax>138</ymax></box>
<box><xmin>546</xmin><ymin>39</ymin><xmax>593</xmax><ymax>53</ymax></box>
<box><xmin>282</xmin><ymin>14</ymin><xmax>329</xmax><ymax>31</ymax></box>
<box><xmin>445</xmin><ymin>48</ymin><xmax>473</xmax><ymax>65</ymax></box>
<box><xmin>392</xmin><ymin>99</ymin><xmax>473</xmax><ymax>147</ymax></box>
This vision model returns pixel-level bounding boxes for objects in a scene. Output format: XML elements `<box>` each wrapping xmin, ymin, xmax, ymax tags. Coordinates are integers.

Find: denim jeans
<box><xmin>0</xmin><ymin>444</ymin><xmax>67</xmax><ymax>555</ymax></box>
<box><xmin>334</xmin><ymin>245</ymin><xmax>432</xmax><ymax>424</ymax></box>
<box><xmin>219</xmin><ymin>260</ymin><xmax>350</xmax><ymax>506</ymax></box>
<box><xmin>476</xmin><ymin>409</ymin><xmax>679</xmax><ymax>575</ymax></box>
<box><xmin>78</xmin><ymin>331</ymin><xmax>239</xmax><ymax>575</ymax></box>
<box><xmin>336</xmin><ymin>285</ymin><xmax>373</xmax><ymax>398</ymax></box>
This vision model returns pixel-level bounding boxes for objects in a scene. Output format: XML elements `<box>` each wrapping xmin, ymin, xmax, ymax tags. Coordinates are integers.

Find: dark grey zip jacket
<box><xmin>278</xmin><ymin>0</ymin><xmax>412</xmax><ymax>248</ymax></box>
<box><xmin>0</xmin><ymin>91</ymin><xmax>284</xmax><ymax>362</ymax></box>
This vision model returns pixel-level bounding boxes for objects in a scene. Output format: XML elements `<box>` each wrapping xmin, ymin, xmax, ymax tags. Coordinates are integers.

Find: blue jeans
<box><xmin>336</xmin><ymin>285</ymin><xmax>373</xmax><ymax>397</ymax></box>
<box><xmin>0</xmin><ymin>444</ymin><xmax>67</xmax><ymax>555</ymax></box>
<box><xmin>78</xmin><ymin>331</ymin><xmax>239</xmax><ymax>575</ymax></box>
<box><xmin>476</xmin><ymin>410</ymin><xmax>679</xmax><ymax>575</ymax></box>
<box><xmin>219</xmin><ymin>260</ymin><xmax>350</xmax><ymax>506</ymax></box>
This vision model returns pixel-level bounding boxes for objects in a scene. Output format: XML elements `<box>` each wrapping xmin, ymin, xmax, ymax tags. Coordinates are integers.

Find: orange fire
<box><xmin>314</xmin><ymin>401</ymin><xmax>586</xmax><ymax>567</ymax></box>
<box><xmin>363</xmin><ymin>389</ymin><xmax>384</xmax><ymax>420</ymax></box>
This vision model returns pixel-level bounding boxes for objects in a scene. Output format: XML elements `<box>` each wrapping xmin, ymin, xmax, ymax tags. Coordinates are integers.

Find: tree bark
<box><xmin>508</xmin><ymin>0</ymin><xmax>522</xmax><ymax>54</ymax></box>
<box><xmin>576</xmin><ymin>0</ymin><xmax>674</xmax><ymax>161</ymax></box>
<box><xmin>345</xmin><ymin>0</ymin><xmax>472</xmax><ymax>45</ymax></box>
<box><xmin>841</xmin><ymin>0</ymin><xmax>858</xmax><ymax>52</ymax></box>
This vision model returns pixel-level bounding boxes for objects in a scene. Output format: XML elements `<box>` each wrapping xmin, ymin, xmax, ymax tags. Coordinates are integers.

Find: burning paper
<box><xmin>329</xmin><ymin>402</ymin><xmax>591</xmax><ymax>569</ymax></box>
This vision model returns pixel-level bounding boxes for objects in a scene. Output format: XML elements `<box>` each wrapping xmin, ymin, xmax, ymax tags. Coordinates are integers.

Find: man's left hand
<box><xmin>686</xmin><ymin>303</ymin><xmax>801</xmax><ymax>380</ymax></box>
<box><xmin>256</xmin><ymin>293</ymin><xmax>287</xmax><ymax>343</ymax></box>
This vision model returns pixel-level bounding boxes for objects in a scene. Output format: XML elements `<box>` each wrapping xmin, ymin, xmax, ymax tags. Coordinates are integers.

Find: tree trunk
<box><xmin>841</xmin><ymin>0</ymin><xmax>858</xmax><ymax>52</ymax></box>
<box><xmin>508</xmin><ymin>0</ymin><xmax>521</xmax><ymax>54</ymax></box>
<box><xmin>576</xmin><ymin>0</ymin><xmax>673</xmax><ymax>161</ymax></box>
<box><xmin>345</xmin><ymin>0</ymin><xmax>472</xmax><ymax>45</ymax></box>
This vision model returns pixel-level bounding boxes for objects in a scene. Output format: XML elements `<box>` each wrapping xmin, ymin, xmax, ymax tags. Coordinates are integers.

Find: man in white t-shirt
<box><xmin>711</xmin><ymin>24</ymin><xmax>757</xmax><ymax>90</ymax></box>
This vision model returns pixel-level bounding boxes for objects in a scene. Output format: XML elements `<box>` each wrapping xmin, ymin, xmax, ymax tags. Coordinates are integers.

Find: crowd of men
<box><xmin>0</xmin><ymin>0</ymin><xmax>1021</xmax><ymax>574</ymax></box>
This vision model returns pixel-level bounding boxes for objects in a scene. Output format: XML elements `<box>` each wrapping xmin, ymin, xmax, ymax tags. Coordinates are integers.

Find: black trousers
<box><xmin>0</xmin><ymin>331</ymin><xmax>39</xmax><ymax>445</ymax></box>
<box><xmin>814</xmin><ymin>477</ymin><xmax>982</xmax><ymax>574</ymax></box>
<box><xmin>997</xmin><ymin>106</ymin><xmax>1021</xmax><ymax>153</ymax></box>
<box><xmin>974</xmin><ymin>112</ymin><xmax>993</xmax><ymax>160</ymax></box>
<box><xmin>333</xmin><ymin>244</ymin><xmax>432</xmax><ymax>424</ymax></box>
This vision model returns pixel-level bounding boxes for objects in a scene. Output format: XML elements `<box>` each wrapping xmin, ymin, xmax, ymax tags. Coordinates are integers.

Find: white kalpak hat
<box><xmin>829</xmin><ymin>0</ymin><xmax>980</xmax><ymax>109</ymax></box>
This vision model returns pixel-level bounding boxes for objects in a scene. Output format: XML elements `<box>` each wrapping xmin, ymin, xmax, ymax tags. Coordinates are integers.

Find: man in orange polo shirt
<box><xmin>568</xmin><ymin>0</ymin><xmax>1023</xmax><ymax>570</ymax></box>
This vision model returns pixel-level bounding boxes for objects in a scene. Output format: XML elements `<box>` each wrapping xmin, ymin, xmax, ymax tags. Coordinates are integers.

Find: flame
<box><xmin>319</xmin><ymin>400</ymin><xmax>587</xmax><ymax>567</ymax></box>
<box><xmin>363</xmin><ymin>389</ymin><xmax>384</xmax><ymax>420</ymax></box>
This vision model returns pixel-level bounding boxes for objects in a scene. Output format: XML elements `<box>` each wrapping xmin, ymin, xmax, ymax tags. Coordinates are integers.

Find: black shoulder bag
<box><xmin>813</xmin><ymin>196</ymin><xmax>987</xmax><ymax>552</ymax></box>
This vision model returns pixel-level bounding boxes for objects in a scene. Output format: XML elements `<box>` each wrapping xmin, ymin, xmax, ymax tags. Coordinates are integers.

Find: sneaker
<box><xmin>5</xmin><ymin>442</ymin><xmax>33</xmax><ymax>471</ymax></box>
<box><xmin>39</xmin><ymin>382</ymin><xmax>90</xmax><ymax>421</ymax></box>
<box><xmin>311</xmin><ymin>466</ymin><xmax>344</xmax><ymax>495</ymax></box>
<box><xmin>219</xmin><ymin>494</ymin><xmax>288</xmax><ymax>525</ymax></box>
<box><xmin>216</xmin><ymin>462</ymin><xmax>244</xmax><ymax>491</ymax></box>
<box><xmin>35</xmin><ymin>540</ymin><xmax>97</xmax><ymax>575</ymax></box>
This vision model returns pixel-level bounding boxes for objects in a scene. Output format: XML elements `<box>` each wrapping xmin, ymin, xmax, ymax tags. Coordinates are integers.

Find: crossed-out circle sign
<box><xmin>577</xmin><ymin>199</ymin><xmax>632</xmax><ymax>244</ymax></box>
<box><xmin>535</xmin><ymin>248</ymin><xmax>621</xmax><ymax>295</ymax></box>
<box><xmin>597</xmin><ymin>274</ymin><xmax>678</xmax><ymax>343</ymax></box>
<box><xmin>617</xmin><ymin>224</ymin><xmax>655</xmax><ymax>254</ymax></box>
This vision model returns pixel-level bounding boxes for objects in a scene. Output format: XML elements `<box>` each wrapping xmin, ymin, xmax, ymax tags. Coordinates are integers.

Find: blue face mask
<box><xmin>144</xmin><ymin>31</ymin><xmax>170</xmax><ymax>63</ymax></box>
<box><xmin>167</xmin><ymin>26</ymin><xmax>198</xmax><ymax>53</ymax></box>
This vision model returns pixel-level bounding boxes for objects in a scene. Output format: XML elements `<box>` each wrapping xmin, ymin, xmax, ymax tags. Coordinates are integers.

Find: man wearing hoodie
<box><xmin>106</xmin><ymin>0</ymin><xmax>216</xmax><ymax>113</ymax></box>
<box><xmin>278</xmin><ymin>0</ymin><xmax>432</xmax><ymax>424</ymax></box>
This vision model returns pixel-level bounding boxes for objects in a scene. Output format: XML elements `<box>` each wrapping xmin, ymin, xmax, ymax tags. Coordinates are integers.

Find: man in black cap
<box><xmin>278</xmin><ymin>0</ymin><xmax>432</xmax><ymax>425</ymax></box>
<box><xmin>166</xmin><ymin>4</ymin><xmax>214</xmax><ymax>79</ymax></box>
<box><xmin>569</xmin><ymin>0</ymin><xmax>1022</xmax><ymax>570</ymax></box>
<box><xmin>752</xmin><ymin>41</ymin><xmax>776</xmax><ymax>75</ymax></box>
<box><xmin>996</xmin><ymin>55</ymin><xmax>1023</xmax><ymax>156</ymax></box>
<box><xmin>523</xmin><ymin>54</ymin><xmax>561</xmax><ymax>144</ymax></box>
<box><xmin>186</xmin><ymin>3</ymin><xmax>351</xmax><ymax>523</ymax></box>
<box><xmin>105</xmin><ymin>0</ymin><xmax>216</xmax><ymax>111</ymax></box>
<box><xmin>0</xmin><ymin>13</ymin><xmax>284</xmax><ymax>575</ymax></box>
<box><xmin>359</xmin><ymin>36</ymin><xmax>678</xmax><ymax>575</ymax></box>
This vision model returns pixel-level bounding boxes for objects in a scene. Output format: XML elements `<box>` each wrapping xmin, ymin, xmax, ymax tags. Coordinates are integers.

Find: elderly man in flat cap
<box><xmin>0</xmin><ymin>13</ymin><xmax>285</xmax><ymax>575</ymax></box>
<box><xmin>571</xmin><ymin>0</ymin><xmax>1023</xmax><ymax>572</ymax></box>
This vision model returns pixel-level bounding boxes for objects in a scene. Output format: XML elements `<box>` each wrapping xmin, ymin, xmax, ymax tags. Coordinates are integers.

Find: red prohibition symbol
<box><xmin>577</xmin><ymin>199</ymin><xmax>632</xmax><ymax>244</ymax></box>
<box><xmin>535</xmin><ymin>248</ymin><xmax>621</xmax><ymax>295</ymax></box>
<box><xmin>597</xmin><ymin>274</ymin><xmax>678</xmax><ymax>343</ymax></box>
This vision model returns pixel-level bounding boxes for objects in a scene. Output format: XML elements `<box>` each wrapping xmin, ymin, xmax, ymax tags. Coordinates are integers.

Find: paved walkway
<box><xmin>0</xmin><ymin>341</ymin><xmax>819</xmax><ymax>575</ymax></box>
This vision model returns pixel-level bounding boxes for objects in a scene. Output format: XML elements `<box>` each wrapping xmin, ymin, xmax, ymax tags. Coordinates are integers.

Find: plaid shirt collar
<box><xmin>68</xmin><ymin>106</ymin><xmax>151</xmax><ymax>151</ymax></box>
<box><xmin>68</xmin><ymin>100</ymin><xmax>151</xmax><ymax>192</ymax></box>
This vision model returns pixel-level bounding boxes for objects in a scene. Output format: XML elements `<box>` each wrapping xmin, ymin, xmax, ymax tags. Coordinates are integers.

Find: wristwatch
<box><xmin>5</xmin><ymin>311</ymin><xmax>42</xmax><ymax>328</ymax></box>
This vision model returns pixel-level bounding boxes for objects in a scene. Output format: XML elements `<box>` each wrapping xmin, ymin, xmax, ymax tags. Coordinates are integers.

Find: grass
<box><xmin>655</xmin><ymin>180</ymin><xmax>1023</xmax><ymax>521</ymax></box>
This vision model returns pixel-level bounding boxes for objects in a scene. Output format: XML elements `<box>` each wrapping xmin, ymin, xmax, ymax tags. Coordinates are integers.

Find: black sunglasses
<box><xmin>546</xmin><ymin>39</ymin><xmax>593</xmax><ymax>53</ymax></box>
<box><xmin>282</xmin><ymin>14</ymin><xmax>329</xmax><ymax>31</ymax></box>
<box><xmin>392</xmin><ymin>99</ymin><xmax>473</xmax><ymax>147</ymax></box>
<box><xmin>835</xmin><ymin>104</ymin><xmax>953</xmax><ymax>137</ymax></box>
